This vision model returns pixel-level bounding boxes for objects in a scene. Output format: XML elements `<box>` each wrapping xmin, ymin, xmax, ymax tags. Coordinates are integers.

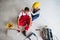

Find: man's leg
<box><xmin>22</xmin><ymin>30</ymin><xmax>26</xmax><ymax>36</ymax></box>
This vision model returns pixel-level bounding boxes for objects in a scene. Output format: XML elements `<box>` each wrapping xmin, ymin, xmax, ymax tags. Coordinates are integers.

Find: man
<box><xmin>18</xmin><ymin>7</ymin><xmax>32</xmax><ymax>36</ymax></box>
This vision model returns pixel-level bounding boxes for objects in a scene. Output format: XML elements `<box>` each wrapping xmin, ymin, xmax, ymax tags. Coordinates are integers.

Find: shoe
<box><xmin>17</xmin><ymin>30</ymin><xmax>20</xmax><ymax>32</ymax></box>
<box><xmin>22</xmin><ymin>30</ymin><xmax>26</xmax><ymax>36</ymax></box>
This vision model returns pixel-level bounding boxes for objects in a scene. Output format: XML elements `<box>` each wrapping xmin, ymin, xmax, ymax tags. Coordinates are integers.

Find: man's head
<box><xmin>24</xmin><ymin>7</ymin><xmax>29</xmax><ymax>13</ymax></box>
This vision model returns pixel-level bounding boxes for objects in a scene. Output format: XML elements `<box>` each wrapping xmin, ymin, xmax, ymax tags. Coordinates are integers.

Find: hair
<box><xmin>24</xmin><ymin>7</ymin><xmax>29</xmax><ymax>11</ymax></box>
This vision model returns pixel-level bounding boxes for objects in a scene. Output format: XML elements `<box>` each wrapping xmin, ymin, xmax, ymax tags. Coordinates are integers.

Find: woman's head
<box><xmin>32</xmin><ymin>2</ymin><xmax>40</xmax><ymax>9</ymax></box>
<box><xmin>24</xmin><ymin>7</ymin><xmax>29</xmax><ymax>13</ymax></box>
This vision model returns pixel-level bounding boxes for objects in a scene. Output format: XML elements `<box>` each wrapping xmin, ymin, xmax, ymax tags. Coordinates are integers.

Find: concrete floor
<box><xmin>0</xmin><ymin>0</ymin><xmax>60</xmax><ymax>40</ymax></box>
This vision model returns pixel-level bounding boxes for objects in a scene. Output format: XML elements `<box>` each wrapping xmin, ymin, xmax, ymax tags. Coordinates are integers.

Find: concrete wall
<box><xmin>0</xmin><ymin>0</ymin><xmax>60</xmax><ymax>40</ymax></box>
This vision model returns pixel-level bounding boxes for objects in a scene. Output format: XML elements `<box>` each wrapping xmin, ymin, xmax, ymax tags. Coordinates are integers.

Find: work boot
<box><xmin>22</xmin><ymin>30</ymin><xmax>26</xmax><ymax>36</ymax></box>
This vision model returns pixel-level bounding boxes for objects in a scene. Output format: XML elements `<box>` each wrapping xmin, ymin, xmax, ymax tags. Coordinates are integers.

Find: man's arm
<box><xmin>17</xmin><ymin>11</ymin><xmax>22</xmax><ymax>27</ymax></box>
<box><xmin>29</xmin><ymin>12</ymin><xmax>32</xmax><ymax>26</ymax></box>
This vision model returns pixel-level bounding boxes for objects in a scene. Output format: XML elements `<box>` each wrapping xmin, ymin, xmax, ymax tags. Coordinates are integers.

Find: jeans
<box><xmin>31</xmin><ymin>14</ymin><xmax>39</xmax><ymax>21</ymax></box>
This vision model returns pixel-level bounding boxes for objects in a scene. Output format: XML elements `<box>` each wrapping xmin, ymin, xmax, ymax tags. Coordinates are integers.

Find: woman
<box><xmin>31</xmin><ymin>2</ymin><xmax>40</xmax><ymax>21</ymax></box>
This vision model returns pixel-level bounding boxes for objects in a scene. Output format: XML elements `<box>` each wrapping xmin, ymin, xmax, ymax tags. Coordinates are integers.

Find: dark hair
<box><xmin>24</xmin><ymin>7</ymin><xmax>29</xmax><ymax>11</ymax></box>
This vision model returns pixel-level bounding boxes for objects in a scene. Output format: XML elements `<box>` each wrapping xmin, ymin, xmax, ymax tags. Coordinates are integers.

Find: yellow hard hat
<box><xmin>32</xmin><ymin>2</ymin><xmax>40</xmax><ymax>9</ymax></box>
<box><xmin>6</xmin><ymin>23</ymin><xmax>14</xmax><ymax>29</ymax></box>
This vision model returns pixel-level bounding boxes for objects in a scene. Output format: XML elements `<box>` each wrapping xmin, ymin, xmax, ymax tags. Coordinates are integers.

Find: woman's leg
<box><xmin>32</xmin><ymin>14</ymin><xmax>39</xmax><ymax>21</ymax></box>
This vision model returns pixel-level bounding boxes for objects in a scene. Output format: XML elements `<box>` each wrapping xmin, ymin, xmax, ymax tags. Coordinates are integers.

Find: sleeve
<box><xmin>19</xmin><ymin>12</ymin><xmax>22</xmax><ymax>18</ymax></box>
<box><xmin>28</xmin><ymin>12</ymin><xmax>32</xmax><ymax>17</ymax></box>
<box><xmin>32</xmin><ymin>10</ymin><xmax>40</xmax><ymax>15</ymax></box>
